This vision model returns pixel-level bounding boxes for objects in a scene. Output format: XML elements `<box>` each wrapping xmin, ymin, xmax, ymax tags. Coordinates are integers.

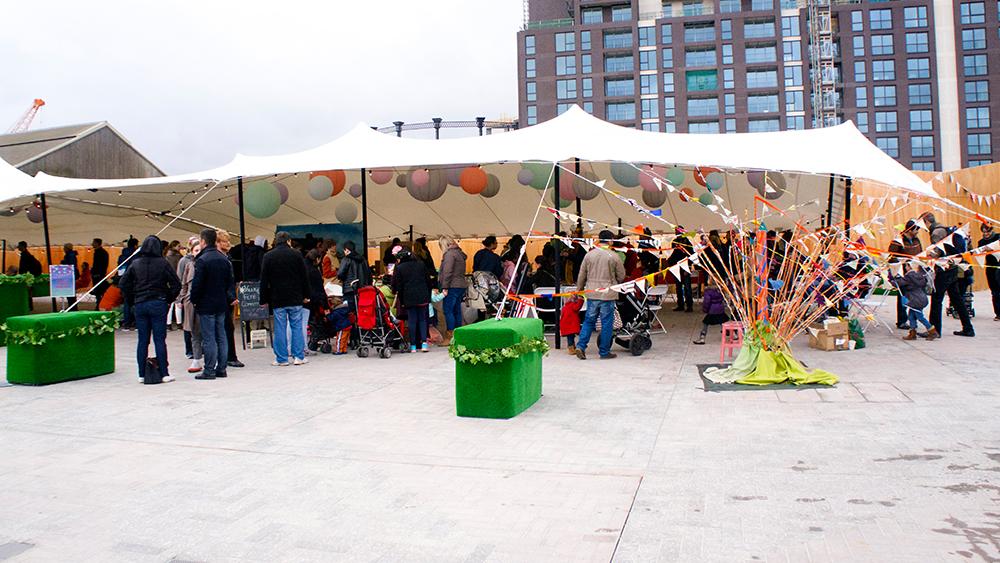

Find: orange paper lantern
<box><xmin>459</xmin><ymin>166</ymin><xmax>488</xmax><ymax>194</ymax></box>
<box><xmin>679</xmin><ymin>187</ymin><xmax>695</xmax><ymax>202</ymax></box>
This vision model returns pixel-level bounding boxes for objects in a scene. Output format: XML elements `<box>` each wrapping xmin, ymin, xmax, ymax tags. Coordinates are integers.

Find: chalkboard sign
<box><xmin>237</xmin><ymin>281</ymin><xmax>270</xmax><ymax>321</ymax></box>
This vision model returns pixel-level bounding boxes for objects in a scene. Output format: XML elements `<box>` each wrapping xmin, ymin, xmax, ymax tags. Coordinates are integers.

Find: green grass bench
<box><xmin>4</xmin><ymin>311</ymin><xmax>118</xmax><ymax>385</ymax></box>
<box><xmin>451</xmin><ymin>318</ymin><xmax>545</xmax><ymax>419</ymax></box>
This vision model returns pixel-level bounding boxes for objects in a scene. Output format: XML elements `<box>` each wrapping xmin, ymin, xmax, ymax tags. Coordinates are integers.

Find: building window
<box><xmin>909</xmin><ymin>84</ymin><xmax>932</xmax><ymax>105</ymax></box>
<box><xmin>960</xmin><ymin>2</ymin><xmax>986</xmax><ymax>24</ymax></box>
<box><xmin>639</xmin><ymin>26</ymin><xmax>656</xmax><ymax>47</ymax></box>
<box><xmin>557</xmin><ymin>103</ymin><xmax>573</xmax><ymax>115</ymax></box>
<box><xmin>747</xmin><ymin>69</ymin><xmax>778</xmax><ymax>88</ymax></box>
<box><xmin>745</xmin><ymin>20</ymin><xmax>775</xmax><ymax>39</ymax></box>
<box><xmin>604</xmin><ymin>30</ymin><xmax>633</xmax><ymax>49</ymax></box>
<box><xmin>583</xmin><ymin>102</ymin><xmax>594</xmax><ymax>114</ymax></box>
<box><xmin>855</xmin><ymin>61</ymin><xmax>867</xmax><ymax>82</ymax></box>
<box><xmin>527</xmin><ymin>105</ymin><xmax>537</xmax><ymax>125</ymax></box>
<box><xmin>611</xmin><ymin>5</ymin><xmax>631</xmax><ymax>21</ymax></box>
<box><xmin>526</xmin><ymin>82</ymin><xmax>536</xmax><ymax>102</ymax></box>
<box><xmin>785</xmin><ymin>90</ymin><xmax>803</xmax><ymax>112</ymax></box>
<box><xmin>526</xmin><ymin>58</ymin><xmax>536</xmax><ymax>78</ymax></box>
<box><xmin>582</xmin><ymin>8</ymin><xmax>602</xmax><ymax>24</ymax></box>
<box><xmin>582</xmin><ymin>78</ymin><xmax>593</xmax><ymax>98</ymax></box>
<box><xmin>851</xmin><ymin>11</ymin><xmax>863</xmax><ymax>32</ymax></box>
<box><xmin>661</xmin><ymin>23</ymin><xmax>673</xmax><ymax>44</ymax></box>
<box><xmin>781</xmin><ymin>16</ymin><xmax>799</xmax><ymax>37</ymax></box>
<box><xmin>748</xmin><ymin>94</ymin><xmax>779</xmax><ymax>113</ymax></box>
<box><xmin>721</xmin><ymin>19</ymin><xmax>732</xmax><ymax>40</ymax></box>
<box><xmin>581</xmin><ymin>31</ymin><xmax>592</xmax><ymax>50</ymax></box>
<box><xmin>966</xmin><ymin>106</ymin><xmax>991</xmax><ymax>128</ymax></box>
<box><xmin>525</xmin><ymin>35</ymin><xmax>535</xmax><ymax>56</ymax></box>
<box><xmin>684</xmin><ymin>23</ymin><xmax>716</xmax><ymax>42</ymax></box>
<box><xmin>606</xmin><ymin>102</ymin><xmax>635</xmax><ymax>121</ymax></box>
<box><xmin>640</xmin><ymin>51</ymin><xmax>656</xmax><ymax>70</ymax></box>
<box><xmin>751</xmin><ymin>0</ymin><xmax>774</xmax><ymax>10</ymax></box>
<box><xmin>782</xmin><ymin>40</ymin><xmax>801</xmax><ymax>62</ymax></box>
<box><xmin>968</xmin><ymin>133</ymin><xmax>992</xmax><ymax>155</ymax></box>
<box><xmin>964</xmin><ymin>54</ymin><xmax>987</xmax><ymax>75</ymax></box>
<box><xmin>641</xmin><ymin>122</ymin><xmax>660</xmax><ymax>132</ymax></box>
<box><xmin>912</xmin><ymin>136</ymin><xmax>935</xmax><ymax>157</ymax></box>
<box><xmin>965</xmin><ymin>80</ymin><xmax>989</xmax><ymax>102</ymax></box>
<box><xmin>723</xmin><ymin>68</ymin><xmax>735</xmax><ymax>88</ymax></box>
<box><xmin>687</xmin><ymin>70</ymin><xmax>719</xmax><ymax>91</ymax></box>
<box><xmin>905</xmin><ymin>32</ymin><xmax>929</xmax><ymax>53</ymax></box>
<box><xmin>604</xmin><ymin>54</ymin><xmax>633</xmax><ymax>73</ymax></box>
<box><xmin>556</xmin><ymin>55</ymin><xmax>577</xmax><ymax>75</ymax></box>
<box><xmin>912</xmin><ymin>162</ymin><xmax>935</xmax><ymax>171</ymax></box>
<box><xmin>873</xmin><ymin>85</ymin><xmax>896</xmax><ymax>106</ymax></box>
<box><xmin>904</xmin><ymin>6</ymin><xmax>928</xmax><ymax>28</ymax></box>
<box><xmin>605</xmin><ymin>78</ymin><xmax>635</xmax><ymax>97</ymax></box>
<box><xmin>664</xmin><ymin>121</ymin><xmax>676</xmax><ymax>133</ymax></box>
<box><xmin>746</xmin><ymin>44</ymin><xmax>777</xmax><ymax>63</ymax></box>
<box><xmin>557</xmin><ymin>79</ymin><xmax>577</xmax><ymax>100</ymax></box>
<box><xmin>664</xmin><ymin>96</ymin><xmax>676</xmax><ymax>117</ymax></box>
<box><xmin>663</xmin><ymin>72</ymin><xmax>675</xmax><ymax>92</ymax></box>
<box><xmin>556</xmin><ymin>32</ymin><xmax>575</xmax><ymax>52</ymax></box>
<box><xmin>724</xmin><ymin>93</ymin><xmax>736</xmax><ymax>114</ymax></box>
<box><xmin>870</xmin><ymin>9</ymin><xmax>892</xmax><ymax>30</ymax></box>
<box><xmin>690</xmin><ymin>121</ymin><xmax>721</xmax><ymax>134</ymax></box>
<box><xmin>682</xmin><ymin>0</ymin><xmax>705</xmax><ymax>16</ymax></box>
<box><xmin>856</xmin><ymin>112</ymin><xmax>869</xmax><ymax>133</ymax></box>
<box><xmin>787</xmin><ymin>115</ymin><xmax>805</xmax><ymax>129</ymax></box>
<box><xmin>720</xmin><ymin>0</ymin><xmax>740</xmax><ymax>13</ymax></box>
<box><xmin>784</xmin><ymin>65</ymin><xmax>802</xmax><ymax>87</ymax></box>
<box><xmin>641</xmin><ymin>99</ymin><xmax>659</xmax><ymax>119</ymax></box>
<box><xmin>871</xmin><ymin>35</ymin><xmax>894</xmax><ymax>56</ymax></box>
<box><xmin>726</xmin><ymin>118</ymin><xmax>737</xmax><ymax>132</ymax></box>
<box><xmin>907</xmin><ymin>58</ymin><xmax>930</xmax><ymax>79</ymax></box>
<box><xmin>748</xmin><ymin>118</ymin><xmax>780</xmax><ymax>132</ymax></box>
<box><xmin>910</xmin><ymin>109</ymin><xmax>933</xmax><ymax>130</ymax></box>
<box><xmin>582</xmin><ymin>54</ymin><xmax>593</xmax><ymax>73</ymax></box>
<box><xmin>856</xmin><ymin>87</ymin><xmax>868</xmax><ymax>107</ymax></box>
<box><xmin>686</xmin><ymin>48</ymin><xmax>716</xmax><ymax>67</ymax></box>
<box><xmin>875</xmin><ymin>111</ymin><xmax>898</xmax><ymax>132</ymax></box>
<box><xmin>876</xmin><ymin>137</ymin><xmax>899</xmax><ymax>157</ymax></box>
<box><xmin>662</xmin><ymin>48</ymin><xmax>673</xmax><ymax>68</ymax></box>
<box><xmin>722</xmin><ymin>44</ymin><xmax>733</xmax><ymax>64</ymax></box>
<box><xmin>970</xmin><ymin>159</ymin><xmax>993</xmax><ymax>166</ymax></box>
<box><xmin>688</xmin><ymin>97</ymin><xmax>720</xmax><ymax>117</ymax></box>
<box><xmin>962</xmin><ymin>28</ymin><xmax>986</xmax><ymax>50</ymax></box>
<box><xmin>853</xmin><ymin>36</ymin><xmax>866</xmax><ymax>57</ymax></box>
<box><xmin>640</xmin><ymin>74</ymin><xmax>658</xmax><ymax>95</ymax></box>
<box><xmin>873</xmin><ymin>60</ymin><xmax>895</xmax><ymax>80</ymax></box>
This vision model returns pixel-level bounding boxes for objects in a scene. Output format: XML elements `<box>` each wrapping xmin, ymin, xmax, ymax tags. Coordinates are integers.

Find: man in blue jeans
<box><xmin>575</xmin><ymin>230</ymin><xmax>626</xmax><ymax>360</ymax></box>
<box><xmin>190</xmin><ymin>229</ymin><xmax>235</xmax><ymax>380</ymax></box>
<box><xmin>260</xmin><ymin>231</ymin><xmax>311</xmax><ymax>366</ymax></box>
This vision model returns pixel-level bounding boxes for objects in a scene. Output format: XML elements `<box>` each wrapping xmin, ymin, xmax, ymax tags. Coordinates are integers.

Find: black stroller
<box><xmin>614</xmin><ymin>288</ymin><xmax>654</xmax><ymax>356</ymax></box>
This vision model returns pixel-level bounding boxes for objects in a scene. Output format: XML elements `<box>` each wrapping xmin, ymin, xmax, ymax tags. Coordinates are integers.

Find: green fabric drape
<box><xmin>704</xmin><ymin>343</ymin><xmax>839</xmax><ymax>386</ymax></box>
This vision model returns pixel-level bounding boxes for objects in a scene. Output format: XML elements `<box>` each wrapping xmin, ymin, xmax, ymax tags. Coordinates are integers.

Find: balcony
<box><xmin>524</xmin><ymin>18</ymin><xmax>573</xmax><ymax>31</ymax></box>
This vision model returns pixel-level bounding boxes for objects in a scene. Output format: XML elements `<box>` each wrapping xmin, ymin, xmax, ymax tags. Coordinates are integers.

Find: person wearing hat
<box><xmin>574</xmin><ymin>229</ymin><xmax>626</xmax><ymax>360</ymax></box>
<box><xmin>473</xmin><ymin>235</ymin><xmax>503</xmax><ymax>279</ymax></box>
<box><xmin>888</xmin><ymin>220</ymin><xmax>924</xmax><ymax>329</ymax></box>
<box><xmin>979</xmin><ymin>222</ymin><xmax>1000</xmax><ymax>321</ymax></box>
<box><xmin>922</xmin><ymin>212</ymin><xmax>975</xmax><ymax>337</ymax></box>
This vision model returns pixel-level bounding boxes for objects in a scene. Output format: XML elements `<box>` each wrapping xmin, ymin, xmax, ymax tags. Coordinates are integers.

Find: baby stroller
<box><xmin>614</xmin><ymin>287</ymin><xmax>655</xmax><ymax>356</ymax></box>
<box><xmin>470</xmin><ymin>271</ymin><xmax>506</xmax><ymax>317</ymax></box>
<box><xmin>354</xmin><ymin>285</ymin><xmax>406</xmax><ymax>358</ymax></box>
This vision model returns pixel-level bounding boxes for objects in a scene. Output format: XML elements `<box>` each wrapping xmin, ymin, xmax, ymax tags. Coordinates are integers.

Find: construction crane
<box><xmin>7</xmin><ymin>99</ymin><xmax>45</xmax><ymax>134</ymax></box>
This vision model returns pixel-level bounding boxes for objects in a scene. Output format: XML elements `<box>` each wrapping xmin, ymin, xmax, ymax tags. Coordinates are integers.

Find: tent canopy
<box><xmin>1</xmin><ymin>106</ymin><xmax>935</xmax><ymax>244</ymax></box>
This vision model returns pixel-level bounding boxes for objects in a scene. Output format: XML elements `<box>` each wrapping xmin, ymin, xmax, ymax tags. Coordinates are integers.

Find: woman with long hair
<box><xmin>437</xmin><ymin>236</ymin><xmax>468</xmax><ymax>345</ymax></box>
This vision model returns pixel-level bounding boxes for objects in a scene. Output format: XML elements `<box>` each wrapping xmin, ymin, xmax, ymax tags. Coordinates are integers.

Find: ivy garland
<box><xmin>449</xmin><ymin>336</ymin><xmax>550</xmax><ymax>366</ymax></box>
<box><xmin>0</xmin><ymin>273</ymin><xmax>48</xmax><ymax>287</ymax></box>
<box><xmin>0</xmin><ymin>311</ymin><xmax>121</xmax><ymax>346</ymax></box>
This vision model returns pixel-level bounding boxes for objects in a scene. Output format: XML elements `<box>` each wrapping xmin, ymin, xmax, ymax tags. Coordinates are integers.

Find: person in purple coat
<box><xmin>693</xmin><ymin>278</ymin><xmax>729</xmax><ymax>345</ymax></box>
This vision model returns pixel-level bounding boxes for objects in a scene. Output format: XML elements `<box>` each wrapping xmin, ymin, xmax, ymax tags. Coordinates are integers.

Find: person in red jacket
<box><xmin>560</xmin><ymin>294</ymin><xmax>584</xmax><ymax>354</ymax></box>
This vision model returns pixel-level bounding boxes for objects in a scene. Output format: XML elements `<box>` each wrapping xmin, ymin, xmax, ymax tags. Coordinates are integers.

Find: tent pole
<box><xmin>617</xmin><ymin>218</ymin><xmax>623</xmax><ymax>237</ymax></box>
<box><xmin>553</xmin><ymin>164</ymin><xmax>561</xmax><ymax>350</ymax></box>
<box><xmin>575</xmin><ymin>158</ymin><xmax>582</xmax><ymax>233</ymax></box>
<box><xmin>237</xmin><ymin>177</ymin><xmax>247</xmax><ymax>282</ymax></box>
<box><xmin>408</xmin><ymin>225</ymin><xmax>413</xmax><ymax>245</ymax></box>
<box><xmin>844</xmin><ymin>178</ymin><xmax>853</xmax><ymax>230</ymax></box>
<box><xmin>39</xmin><ymin>193</ymin><xmax>56</xmax><ymax>312</ymax></box>
<box><xmin>361</xmin><ymin>168</ymin><xmax>369</xmax><ymax>254</ymax></box>
<box><xmin>825</xmin><ymin>175</ymin><xmax>835</xmax><ymax>228</ymax></box>
<box><xmin>1</xmin><ymin>238</ymin><xmax>5</xmax><ymax>273</ymax></box>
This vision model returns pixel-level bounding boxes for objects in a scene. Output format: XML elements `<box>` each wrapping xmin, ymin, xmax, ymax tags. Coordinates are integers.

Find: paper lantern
<box><xmin>705</xmin><ymin>172</ymin><xmax>725</xmax><ymax>191</ymax></box>
<box><xmin>747</xmin><ymin>170</ymin><xmax>766</xmax><ymax>190</ymax></box>
<box><xmin>754</xmin><ymin>171</ymin><xmax>786</xmax><ymax>200</ymax></box>
<box><xmin>642</xmin><ymin>187</ymin><xmax>668</xmax><ymax>208</ymax></box>
<box><xmin>697</xmin><ymin>192</ymin><xmax>715</xmax><ymax>206</ymax></box>
<box><xmin>517</xmin><ymin>168</ymin><xmax>534</xmax><ymax>186</ymax></box>
<box><xmin>574</xmin><ymin>171</ymin><xmax>601</xmax><ymax>200</ymax></box>
<box><xmin>427</xmin><ymin>167</ymin><xmax>448</xmax><ymax>192</ymax></box>
<box><xmin>335</xmin><ymin>202</ymin><xmax>358</xmax><ymax>224</ymax></box>
<box><xmin>482</xmin><ymin>174</ymin><xmax>500</xmax><ymax>198</ymax></box>
<box><xmin>370</xmin><ymin>168</ymin><xmax>393</xmax><ymax>185</ymax></box>
<box><xmin>396</xmin><ymin>173</ymin><xmax>407</xmax><ymax>188</ymax></box>
<box><xmin>639</xmin><ymin>164</ymin><xmax>666</xmax><ymax>192</ymax></box>
<box><xmin>459</xmin><ymin>166</ymin><xmax>488</xmax><ymax>194</ymax></box>
<box><xmin>446</xmin><ymin>165</ymin><xmax>466</xmax><ymax>187</ymax></box>
<box><xmin>610</xmin><ymin>161</ymin><xmax>640</xmax><ymax>187</ymax></box>
<box><xmin>523</xmin><ymin>162</ymin><xmax>555</xmax><ymax>189</ymax></box>
<box><xmin>694</xmin><ymin>167</ymin><xmax>721</xmax><ymax>188</ymax></box>
<box><xmin>546</xmin><ymin>190</ymin><xmax>571</xmax><ymax>209</ymax></box>
<box><xmin>26</xmin><ymin>205</ymin><xmax>43</xmax><ymax>223</ymax></box>
<box><xmin>559</xmin><ymin>168</ymin><xmax>577</xmax><ymax>200</ymax></box>
<box><xmin>665</xmin><ymin>166</ymin><xmax>685</xmax><ymax>186</ymax></box>
<box><xmin>679</xmin><ymin>187</ymin><xmax>694</xmax><ymax>202</ymax></box>
<box><xmin>274</xmin><ymin>181</ymin><xmax>289</xmax><ymax>204</ymax></box>
<box><xmin>348</xmin><ymin>183</ymin><xmax>362</xmax><ymax>198</ymax></box>
<box><xmin>411</xmin><ymin>168</ymin><xmax>430</xmax><ymax>188</ymax></box>
<box><xmin>244</xmin><ymin>180</ymin><xmax>282</xmax><ymax>219</ymax></box>
<box><xmin>310</xmin><ymin>170</ymin><xmax>346</xmax><ymax>196</ymax></box>
<box><xmin>407</xmin><ymin>169</ymin><xmax>447</xmax><ymax>202</ymax></box>
<box><xmin>0</xmin><ymin>208</ymin><xmax>16</xmax><ymax>217</ymax></box>
<box><xmin>308</xmin><ymin>175</ymin><xmax>334</xmax><ymax>200</ymax></box>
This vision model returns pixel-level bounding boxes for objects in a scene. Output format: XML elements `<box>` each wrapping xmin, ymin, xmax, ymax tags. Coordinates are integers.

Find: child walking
<box><xmin>892</xmin><ymin>263</ymin><xmax>939</xmax><ymax>341</ymax></box>
<box><xmin>693</xmin><ymin>279</ymin><xmax>728</xmax><ymax>345</ymax></box>
<box><xmin>560</xmin><ymin>294</ymin><xmax>584</xmax><ymax>354</ymax></box>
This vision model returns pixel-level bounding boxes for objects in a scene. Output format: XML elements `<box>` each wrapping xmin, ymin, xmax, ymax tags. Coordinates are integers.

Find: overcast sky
<box><xmin>1</xmin><ymin>1</ymin><xmax>523</xmax><ymax>174</ymax></box>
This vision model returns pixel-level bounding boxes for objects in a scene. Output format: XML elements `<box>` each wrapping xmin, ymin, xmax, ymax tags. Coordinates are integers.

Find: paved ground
<box><xmin>1</xmin><ymin>292</ymin><xmax>999</xmax><ymax>562</ymax></box>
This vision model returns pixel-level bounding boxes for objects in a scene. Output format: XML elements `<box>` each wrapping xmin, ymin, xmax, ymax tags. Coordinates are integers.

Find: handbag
<box><xmin>143</xmin><ymin>357</ymin><xmax>163</xmax><ymax>385</ymax></box>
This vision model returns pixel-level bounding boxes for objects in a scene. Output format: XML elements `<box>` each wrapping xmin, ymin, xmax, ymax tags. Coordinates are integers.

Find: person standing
<box><xmin>337</xmin><ymin>240</ymin><xmax>371</xmax><ymax>309</ymax></box>
<box><xmin>666</xmin><ymin>227</ymin><xmax>693</xmax><ymax>312</ymax></box>
<box><xmin>392</xmin><ymin>249</ymin><xmax>432</xmax><ymax>352</ymax></box>
<box><xmin>117</xmin><ymin>237</ymin><xmax>139</xmax><ymax>329</ymax></box>
<box><xmin>260</xmin><ymin>231</ymin><xmax>311</xmax><ymax>366</ymax></box>
<box><xmin>16</xmin><ymin>241</ymin><xmax>42</xmax><ymax>276</ymax></box>
<box><xmin>892</xmin><ymin>263</ymin><xmax>939</xmax><ymax>341</ymax></box>
<box><xmin>217</xmin><ymin>231</ymin><xmax>245</xmax><ymax>368</ymax></box>
<box><xmin>888</xmin><ymin>220</ymin><xmax>924</xmax><ymax>329</ymax></box>
<box><xmin>980</xmin><ymin>223</ymin><xmax>1000</xmax><ymax>321</ymax></box>
<box><xmin>177</xmin><ymin>238</ymin><xmax>205</xmax><ymax>373</ymax></box>
<box><xmin>120</xmin><ymin>236</ymin><xmax>181</xmax><ymax>383</ymax></box>
<box><xmin>437</xmin><ymin>236</ymin><xmax>468</xmax><ymax>346</ymax></box>
<box><xmin>191</xmin><ymin>229</ymin><xmax>235</xmax><ymax>380</ymax></box>
<box><xmin>164</xmin><ymin>241</ymin><xmax>183</xmax><ymax>329</ymax></box>
<box><xmin>924</xmin><ymin>213</ymin><xmax>975</xmax><ymax>337</ymax></box>
<box><xmin>321</xmin><ymin>239</ymin><xmax>341</xmax><ymax>284</ymax></box>
<box><xmin>574</xmin><ymin>230</ymin><xmax>626</xmax><ymax>360</ymax></box>
<box><xmin>91</xmin><ymin>238</ymin><xmax>110</xmax><ymax>305</ymax></box>
<box><xmin>472</xmin><ymin>236</ymin><xmax>503</xmax><ymax>279</ymax></box>
<box><xmin>60</xmin><ymin>243</ymin><xmax>80</xmax><ymax>309</ymax></box>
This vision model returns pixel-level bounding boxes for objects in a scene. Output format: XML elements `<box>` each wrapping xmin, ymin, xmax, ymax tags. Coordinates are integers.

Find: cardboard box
<box><xmin>820</xmin><ymin>319</ymin><xmax>849</xmax><ymax>337</ymax></box>
<box><xmin>808</xmin><ymin>321</ymin><xmax>850</xmax><ymax>352</ymax></box>
<box><xmin>249</xmin><ymin>329</ymin><xmax>268</xmax><ymax>349</ymax></box>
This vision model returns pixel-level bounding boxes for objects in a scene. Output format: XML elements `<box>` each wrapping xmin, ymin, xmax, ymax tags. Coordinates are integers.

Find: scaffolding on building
<box><xmin>805</xmin><ymin>0</ymin><xmax>838</xmax><ymax>128</ymax></box>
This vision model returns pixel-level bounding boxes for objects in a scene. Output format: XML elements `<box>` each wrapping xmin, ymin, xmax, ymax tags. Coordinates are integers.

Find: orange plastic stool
<box><xmin>720</xmin><ymin>321</ymin><xmax>744</xmax><ymax>362</ymax></box>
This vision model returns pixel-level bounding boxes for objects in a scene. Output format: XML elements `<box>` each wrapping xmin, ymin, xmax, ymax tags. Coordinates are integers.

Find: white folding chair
<box><xmin>646</xmin><ymin>285</ymin><xmax>669</xmax><ymax>334</ymax></box>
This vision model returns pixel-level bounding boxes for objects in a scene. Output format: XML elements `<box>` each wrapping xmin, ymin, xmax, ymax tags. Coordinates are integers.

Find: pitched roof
<box><xmin>0</xmin><ymin>122</ymin><xmax>107</xmax><ymax>168</ymax></box>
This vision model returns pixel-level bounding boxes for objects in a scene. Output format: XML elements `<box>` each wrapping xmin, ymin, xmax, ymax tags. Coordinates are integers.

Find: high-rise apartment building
<box><xmin>517</xmin><ymin>0</ymin><xmax>1000</xmax><ymax>170</ymax></box>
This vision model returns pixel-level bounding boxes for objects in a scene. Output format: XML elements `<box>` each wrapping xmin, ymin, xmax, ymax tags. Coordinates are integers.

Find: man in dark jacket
<box><xmin>16</xmin><ymin>241</ymin><xmax>42</xmax><ymax>276</ymax></box>
<box><xmin>338</xmin><ymin>240</ymin><xmax>371</xmax><ymax>307</ymax></box>
<box><xmin>260</xmin><ymin>231</ymin><xmax>311</xmax><ymax>366</ymax></box>
<box><xmin>924</xmin><ymin>213</ymin><xmax>975</xmax><ymax>337</ymax></box>
<box><xmin>120</xmin><ymin>236</ymin><xmax>182</xmax><ymax>383</ymax></box>
<box><xmin>191</xmin><ymin>228</ymin><xmax>235</xmax><ymax>379</ymax></box>
<box><xmin>979</xmin><ymin>222</ymin><xmax>1000</xmax><ymax>321</ymax></box>
<box><xmin>472</xmin><ymin>236</ymin><xmax>503</xmax><ymax>279</ymax></box>
<box><xmin>666</xmin><ymin>227</ymin><xmax>693</xmax><ymax>312</ymax></box>
<box><xmin>888</xmin><ymin>221</ymin><xmax>923</xmax><ymax>328</ymax></box>
<box><xmin>91</xmin><ymin>238</ymin><xmax>110</xmax><ymax>305</ymax></box>
<box><xmin>392</xmin><ymin>250</ymin><xmax>432</xmax><ymax>352</ymax></box>
<box><xmin>117</xmin><ymin>237</ymin><xmax>139</xmax><ymax>329</ymax></box>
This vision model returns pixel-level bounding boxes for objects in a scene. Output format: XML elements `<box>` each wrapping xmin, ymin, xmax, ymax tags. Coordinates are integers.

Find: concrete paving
<box><xmin>1</xmin><ymin>293</ymin><xmax>998</xmax><ymax>562</ymax></box>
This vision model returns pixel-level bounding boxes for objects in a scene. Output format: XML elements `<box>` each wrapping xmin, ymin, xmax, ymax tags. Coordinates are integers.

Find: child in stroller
<box><xmin>613</xmin><ymin>286</ymin><xmax>655</xmax><ymax>356</ymax></box>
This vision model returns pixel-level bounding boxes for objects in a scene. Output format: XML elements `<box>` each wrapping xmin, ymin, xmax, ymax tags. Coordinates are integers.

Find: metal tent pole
<box><xmin>575</xmin><ymin>158</ymin><xmax>582</xmax><ymax>233</ymax></box>
<box><xmin>237</xmin><ymin>177</ymin><xmax>247</xmax><ymax>281</ymax></box>
<box><xmin>361</xmin><ymin>168</ymin><xmax>370</xmax><ymax>253</ymax></box>
<box><xmin>553</xmin><ymin>164</ymin><xmax>561</xmax><ymax>350</ymax></box>
<box><xmin>39</xmin><ymin>193</ymin><xmax>56</xmax><ymax>312</ymax></box>
<box><xmin>826</xmin><ymin>175</ymin><xmax>836</xmax><ymax>228</ymax></box>
<box><xmin>844</xmin><ymin>178</ymin><xmax>853</xmax><ymax>230</ymax></box>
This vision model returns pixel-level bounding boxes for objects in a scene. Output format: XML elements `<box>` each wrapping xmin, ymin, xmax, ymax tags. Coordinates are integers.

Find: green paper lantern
<box><xmin>244</xmin><ymin>181</ymin><xmax>281</xmax><ymax>219</ymax></box>
<box><xmin>698</xmin><ymin>192</ymin><xmax>715</xmax><ymax>206</ymax></box>
<box><xmin>609</xmin><ymin>161</ymin><xmax>640</xmax><ymax>187</ymax></box>
<box><xmin>523</xmin><ymin>162</ymin><xmax>555</xmax><ymax>190</ymax></box>
<box><xmin>665</xmin><ymin>166</ymin><xmax>685</xmax><ymax>186</ymax></box>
